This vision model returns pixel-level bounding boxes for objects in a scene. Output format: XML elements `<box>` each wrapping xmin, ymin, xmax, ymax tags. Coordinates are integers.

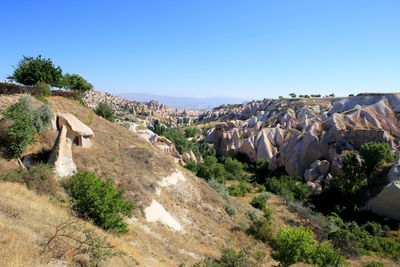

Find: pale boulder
<box><xmin>57</xmin><ymin>113</ymin><xmax>95</xmax><ymax>147</ymax></box>
<box><xmin>48</xmin><ymin>125</ymin><xmax>77</xmax><ymax>178</ymax></box>
<box><xmin>368</xmin><ymin>181</ymin><xmax>400</xmax><ymax>220</ymax></box>
<box><xmin>388</xmin><ymin>157</ymin><xmax>400</xmax><ymax>182</ymax></box>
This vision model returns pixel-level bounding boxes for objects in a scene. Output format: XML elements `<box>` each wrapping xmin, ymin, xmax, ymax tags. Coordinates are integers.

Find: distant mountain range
<box><xmin>118</xmin><ymin>92</ymin><xmax>248</xmax><ymax>110</ymax></box>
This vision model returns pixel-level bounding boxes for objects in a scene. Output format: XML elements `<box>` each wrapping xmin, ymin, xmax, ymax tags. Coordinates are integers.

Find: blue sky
<box><xmin>1</xmin><ymin>0</ymin><xmax>399</xmax><ymax>99</ymax></box>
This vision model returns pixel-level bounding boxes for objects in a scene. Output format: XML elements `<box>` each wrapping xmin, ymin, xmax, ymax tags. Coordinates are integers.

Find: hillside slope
<box><xmin>0</xmin><ymin>96</ymin><xmax>261</xmax><ymax>266</ymax></box>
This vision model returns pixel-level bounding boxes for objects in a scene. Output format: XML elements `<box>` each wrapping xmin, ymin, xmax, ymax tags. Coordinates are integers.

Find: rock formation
<box><xmin>204</xmin><ymin>94</ymin><xmax>400</xmax><ymax>179</ymax></box>
<box><xmin>48</xmin><ymin>113</ymin><xmax>94</xmax><ymax>177</ymax></box>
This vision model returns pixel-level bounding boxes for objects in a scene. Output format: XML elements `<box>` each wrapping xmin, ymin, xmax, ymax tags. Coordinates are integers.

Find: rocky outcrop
<box><xmin>48</xmin><ymin>125</ymin><xmax>76</xmax><ymax>177</ymax></box>
<box><xmin>388</xmin><ymin>157</ymin><xmax>400</xmax><ymax>182</ymax></box>
<box><xmin>149</xmin><ymin>135</ymin><xmax>181</xmax><ymax>160</ymax></box>
<box><xmin>49</xmin><ymin>113</ymin><xmax>94</xmax><ymax>177</ymax></box>
<box><xmin>57</xmin><ymin>113</ymin><xmax>95</xmax><ymax>147</ymax></box>
<box><xmin>368</xmin><ymin>180</ymin><xmax>400</xmax><ymax>220</ymax></box>
<box><xmin>182</xmin><ymin>150</ymin><xmax>197</xmax><ymax>163</ymax></box>
<box><xmin>368</xmin><ymin>158</ymin><xmax>400</xmax><ymax>220</ymax></box>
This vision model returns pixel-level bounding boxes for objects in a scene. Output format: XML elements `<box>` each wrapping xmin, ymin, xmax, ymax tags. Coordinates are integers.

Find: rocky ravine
<box><xmin>203</xmin><ymin>94</ymin><xmax>400</xmax><ymax>217</ymax></box>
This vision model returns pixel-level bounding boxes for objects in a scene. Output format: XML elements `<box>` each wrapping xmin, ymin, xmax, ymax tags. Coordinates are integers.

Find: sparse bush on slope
<box><xmin>1</xmin><ymin>164</ymin><xmax>60</xmax><ymax>197</ymax></box>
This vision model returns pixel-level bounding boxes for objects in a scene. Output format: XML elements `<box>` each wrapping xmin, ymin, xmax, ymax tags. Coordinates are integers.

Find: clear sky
<box><xmin>1</xmin><ymin>0</ymin><xmax>399</xmax><ymax>100</ymax></box>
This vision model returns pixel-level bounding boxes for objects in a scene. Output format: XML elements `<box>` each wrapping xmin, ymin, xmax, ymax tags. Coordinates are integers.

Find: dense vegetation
<box><xmin>153</xmin><ymin>120</ymin><xmax>215</xmax><ymax>158</ymax></box>
<box><xmin>63</xmin><ymin>73</ymin><xmax>93</xmax><ymax>95</ymax></box>
<box><xmin>9</xmin><ymin>55</ymin><xmax>64</xmax><ymax>87</ymax></box>
<box><xmin>0</xmin><ymin>96</ymin><xmax>53</xmax><ymax>158</ymax></box>
<box><xmin>64</xmin><ymin>171</ymin><xmax>134</xmax><ymax>233</ymax></box>
<box><xmin>95</xmin><ymin>102</ymin><xmax>115</xmax><ymax>122</ymax></box>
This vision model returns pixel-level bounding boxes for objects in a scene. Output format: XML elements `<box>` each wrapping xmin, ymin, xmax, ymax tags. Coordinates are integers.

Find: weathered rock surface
<box><xmin>57</xmin><ymin>113</ymin><xmax>95</xmax><ymax>147</ymax></box>
<box><xmin>48</xmin><ymin>125</ymin><xmax>76</xmax><ymax>177</ymax></box>
<box><xmin>182</xmin><ymin>150</ymin><xmax>197</xmax><ymax>163</ymax></box>
<box><xmin>205</xmin><ymin>94</ymin><xmax>400</xmax><ymax>177</ymax></box>
<box><xmin>49</xmin><ymin>113</ymin><xmax>94</xmax><ymax>177</ymax></box>
<box><xmin>368</xmin><ymin>180</ymin><xmax>400</xmax><ymax>220</ymax></box>
<box><xmin>388</xmin><ymin>157</ymin><xmax>400</xmax><ymax>182</ymax></box>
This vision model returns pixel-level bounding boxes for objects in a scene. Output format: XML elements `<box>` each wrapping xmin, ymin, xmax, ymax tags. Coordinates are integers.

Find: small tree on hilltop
<box><xmin>63</xmin><ymin>73</ymin><xmax>93</xmax><ymax>95</ymax></box>
<box><xmin>9</xmin><ymin>55</ymin><xmax>63</xmax><ymax>87</ymax></box>
<box><xmin>289</xmin><ymin>93</ymin><xmax>296</xmax><ymax>98</ymax></box>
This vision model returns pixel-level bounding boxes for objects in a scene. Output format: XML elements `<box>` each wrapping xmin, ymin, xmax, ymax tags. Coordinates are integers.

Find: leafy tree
<box><xmin>184</xmin><ymin>127</ymin><xmax>198</xmax><ymax>138</ymax></box>
<box><xmin>2</xmin><ymin>101</ymin><xmax>36</xmax><ymax>158</ymax></box>
<box><xmin>264</xmin><ymin>176</ymin><xmax>309</xmax><ymax>201</ymax></box>
<box><xmin>360</xmin><ymin>142</ymin><xmax>394</xmax><ymax>175</ymax></box>
<box><xmin>195</xmin><ymin>139</ymin><xmax>216</xmax><ymax>158</ymax></box>
<box><xmin>329</xmin><ymin>93</ymin><xmax>335</xmax><ymax>97</ymax></box>
<box><xmin>95</xmin><ymin>102</ymin><xmax>115</xmax><ymax>122</ymax></box>
<box><xmin>153</xmin><ymin>120</ymin><xmax>166</xmax><ymax>135</ymax></box>
<box><xmin>335</xmin><ymin>151</ymin><xmax>366</xmax><ymax>194</ymax></box>
<box><xmin>289</xmin><ymin>93</ymin><xmax>296</xmax><ymax>98</ymax></box>
<box><xmin>196</xmin><ymin>156</ymin><xmax>226</xmax><ymax>183</ymax></box>
<box><xmin>64</xmin><ymin>171</ymin><xmax>134</xmax><ymax>233</ymax></box>
<box><xmin>9</xmin><ymin>55</ymin><xmax>63</xmax><ymax>87</ymax></box>
<box><xmin>272</xmin><ymin>227</ymin><xmax>342</xmax><ymax>266</ymax></box>
<box><xmin>224</xmin><ymin>157</ymin><xmax>243</xmax><ymax>179</ymax></box>
<box><xmin>63</xmin><ymin>73</ymin><xmax>93</xmax><ymax>95</ymax></box>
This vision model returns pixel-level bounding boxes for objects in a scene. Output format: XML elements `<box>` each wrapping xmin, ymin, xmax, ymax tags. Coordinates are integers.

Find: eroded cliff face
<box><xmin>203</xmin><ymin>94</ymin><xmax>400</xmax><ymax>188</ymax></box>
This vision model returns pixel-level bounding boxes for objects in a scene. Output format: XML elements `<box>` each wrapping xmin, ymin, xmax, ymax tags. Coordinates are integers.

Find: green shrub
<box><xmin>95</xmin><ymin>102</ymin><xmax>115</xmax><ymax>122</ymax></box>
<box><xmin>64</xmin><ymin>171</ymin><xmax>134</xmax><ymax>233</ymax></box>
<box><xmin>227</xmin><ymin>184</ymin><xmax>243</xmax><ymax>196</ymax></box>
<box><xmin>246</xmin><ymin>209</ymin><xmax>260</xmax><ymax>222</ymax></box>
<box><xmin>263</xmin><ymin>206</ymin><xmax>273</xmax><ymax>221</ymax></box>
<box><xmin>2</xmin><ymin>101</ymin><xmax>36</xmax><ymax>158</ymax></box>
<box><xmin>207</xmin><ymin>179</ymin><xmax>229</xmax><ymax>199</ymax></box>
<box><xmin>238</xmin><ymin>180</ymin><xmax>252</xmax><ymax>194</ymax></box>
<box><xmin>272</xmin><ymin>227</ymin><xmax>342</xmax><ymax>267</ymax></box>
<box><xmin>195</xmin><ymin>138</ymin><xmax>216</xmax><ymax>158</ymax></box>
<box><xmin>363</xmin><ymin>261</ymin><xmax>387</xmax><ymax>267</ymax></box>
<box><xmin>247</xmin><ymin>218</ymin><xmax>274</xmax><ymax>242</ymax></box>
<box><xmin>264</xmin><ymin>176</ymin><xmax>309</xmax><ymax>201</ymax></box>
<box><xmin>196</xmin><ymin>156</ymin><xmax>226</xmax><ymax>183</ymax></box>
<box><xmin>184</xmin><ymin>127</ymin><xmax>198</xmax><ymax>138</ymax></box>
<box><xmin>185</xmin><ymin>160</ymin><xmax>198</xmax><ymax>174</ymax></box>
<box><xmin>250</xmin><ymin>194</ymin><xmax>268</xmax><ymax>210</ymax></box>
<box><xmin>192</xmin><ymin>247</ymin><xmax>251</xmax><ymax>267</ymax></box>
<box><xmin>63</xmin><ymin>73</ymin><xmax>93</xmax><ymax>95</ymax></box>
<box><xmin>255</xmin><ymin>158</ymin><xmax>270</xmax><ymax>174</ymax></box>
<box><xmin>1</xmin><ymin>164</ymin><xmax>60</xmax><ymax>197</ymax></box>
<box><xmin>224</xmin><ymin>157</ymin><xmax>243</xmax><ymax>179</ymax></box>
<box><xmin>19</xmin><ymin>95</ymin><xmax>54</xmax><ymax>133</ymax></box>
<box><xmin>328</xmin><ymin>220</ymin><xmax>400</xmax><ymax>259</ymax></box>
<box><xmin>224</xmin><ymin>205</ymin><xmax>237</xmax><ymax>216</ymax></box>
<box><xmin>36</xmin><ymin>81</ymin><xmax>51</xmax><ymax>98</ymax></box>
<box><xmin>360</xmin><ymin>142</ymin><xmax>395</xmax><ymax>175</ymax></box>
<box><xmin>227</xmin><ymin>181</ymin><xmax>252</xmax><ymax>197</ymax></box>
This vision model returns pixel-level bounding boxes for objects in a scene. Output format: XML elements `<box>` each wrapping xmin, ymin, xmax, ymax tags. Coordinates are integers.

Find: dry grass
<box><xmin>0</xmin><ymin>181</ymin><xmax>141</xmax><ymax>267</ymax></box>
